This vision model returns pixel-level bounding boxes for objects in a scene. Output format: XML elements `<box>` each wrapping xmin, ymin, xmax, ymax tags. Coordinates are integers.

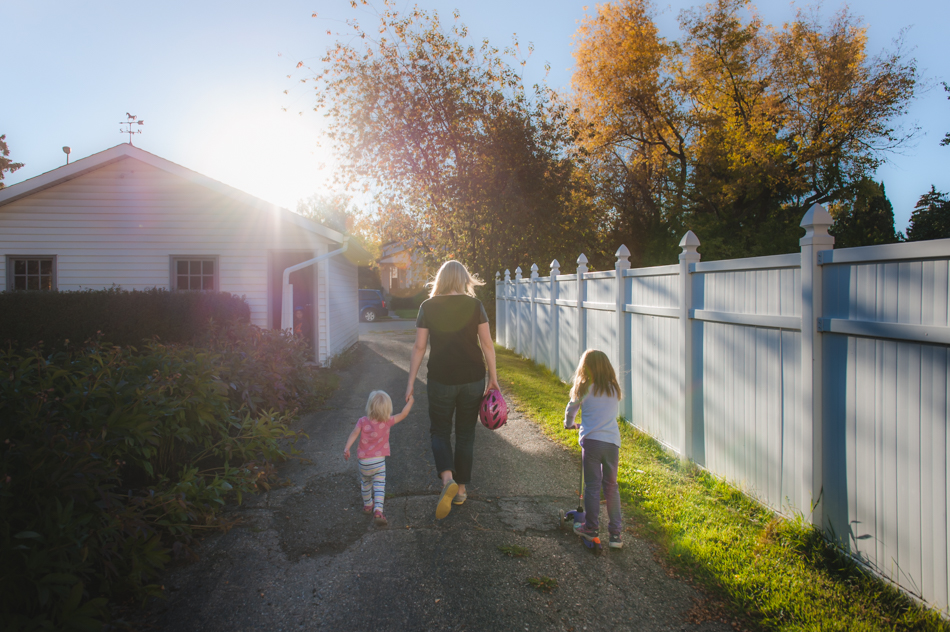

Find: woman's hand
<box><xmin>343</xmin><ymin>448</ymin><xmax>350</xmax><ymax>461</ymax></box>
<box><xmin>406</xmin><ymin>327</ymin><xmax>429</xmax><ymax>403</ymax></box>
<box><xmin>484</xmin><ymin>379</ymin><xmax>500</xmax><ymax>396</ymax></box>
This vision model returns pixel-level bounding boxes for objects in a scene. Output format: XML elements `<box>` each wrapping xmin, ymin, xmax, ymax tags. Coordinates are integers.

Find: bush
<box><xmin>196</xmin><ymin>320</ymin><xmax>326</xmax><ymax>414</ymax></box>
<box><xmin>388</xmin><ymin>289</ymin><xmax>427</xmax><ymax>310</ymax></box>
<box><xmin>0</xmin><ymin>321</ymin><xmax>319</xmax><ymax>631</ymax></box>
<box><xmin>0</xmin><ymin>288</ymin><xmax>250</xmax><ymax>351</ymax></box>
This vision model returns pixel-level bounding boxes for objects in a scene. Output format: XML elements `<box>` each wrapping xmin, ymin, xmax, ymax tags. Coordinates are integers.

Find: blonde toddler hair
<box><xmin>365</xmin><ymin>390</ymin><xmax>393</xmax><ymax>421</ymax></box>
<box><xmin>428</xmin><ymin>260</ymin><xmax>484</xmax><ymax>297</ymax></box>
<box><xmin>569</xmin><ymin>349</ymin><xmax>621</xmax><ymax>402</ymax></box>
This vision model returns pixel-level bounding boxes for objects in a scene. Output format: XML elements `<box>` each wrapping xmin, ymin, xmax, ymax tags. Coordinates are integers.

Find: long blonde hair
<box><xmin>365</xmin><ymin>390</ymin><xmax>393</xmax><ymax>421</ymax></box>
<box><xmin>569</xmin><ymin>349</ymin><xmax>621</xmax><ymax>401</ymax></box>
<box><xmin>428</xmin><ymin>260</ymin><xmax>484</xmax><ymax>298</ymax></box>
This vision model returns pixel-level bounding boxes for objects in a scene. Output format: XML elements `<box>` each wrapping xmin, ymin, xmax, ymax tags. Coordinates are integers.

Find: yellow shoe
<box><xmin>436</xmin><ymin>480</ymin><xmax>459</xmax><ymax>519</ymax></box>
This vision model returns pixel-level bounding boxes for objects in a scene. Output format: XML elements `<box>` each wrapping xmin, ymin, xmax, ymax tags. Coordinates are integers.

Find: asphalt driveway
<box><xmin>137</xmin><ymin>329</ymin><xmax>731</xmax><ymax>631</ymax></box>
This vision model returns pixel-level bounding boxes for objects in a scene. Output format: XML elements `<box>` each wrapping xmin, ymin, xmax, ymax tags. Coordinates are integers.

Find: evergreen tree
<box><xmin>906</xmin><ymin>187</ymin><xmax>950</xmax><ymax>241</ymax></box>
<box><xmin>828</xmin><ymin>179</ymin><xmax>899</xmax><ymax>248</ymax></box>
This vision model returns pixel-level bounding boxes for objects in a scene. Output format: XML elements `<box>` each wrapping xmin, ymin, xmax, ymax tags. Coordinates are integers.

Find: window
<box><xmin>7</xmin><ymin>256</ymin><xmax>56</xmax><ymax>290</ymax></box>
<box><xmin>171</xmin><ymin>257</ymin><xmax>217</xmax><ymax>291</ymax></box>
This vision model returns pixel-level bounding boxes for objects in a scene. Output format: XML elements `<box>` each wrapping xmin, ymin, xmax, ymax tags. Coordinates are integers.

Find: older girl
<box><xmin>564</xmin><ymin>349</ymin><xmax>624</xmax><ymax>549</ymax></box>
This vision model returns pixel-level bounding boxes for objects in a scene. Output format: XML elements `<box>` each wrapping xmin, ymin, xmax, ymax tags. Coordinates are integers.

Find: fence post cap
<box><xmin>679</xmin><ymin>231</ymin><xmax>701</xmax><ymax>263</ymax></box>
<box><xmin>577</xmin><ymin>253</ymin><xmax>588</xmax><ymax>265</ymax></box>
<box><xmin>615</xmin><ymin>244</ymin><xmax>631</xmax><ymax>269</ymax></box>
<box><xmin>530</xmin><ymin>263</ymin><xmax>539</xmax><ymax>272</ymax></box>
<box><xmin>678</xmin><ymin>230</ymin><xmax>701</xmax><ymax>249</ymax></box>
<box><xmin>800</xmin><ymin>203</ymin><xmax>835</xmax><ymax>247</ymax></box>
<box><xmin>550</xmin><ymin>259</ymin><xmax>560</xmax><ymax>271</ymax></box>
<box><xmin>495</xmin><ymin>271</ymin><xmax>501</xmax><ymax>281</ymax></box>
<box><xmin>800</xmin><ymin>203</ymin><xmax>833</xmax><ymax>229</ymax></box>
<box><xmin>515</xmin><ymin>266</ymin><xmax>522</xmax><ymax>274</ymax></box>
<box><xmin>504</xmin><ymin>269</ymin><xmax>511</xmax><ymax>281</ymax></box>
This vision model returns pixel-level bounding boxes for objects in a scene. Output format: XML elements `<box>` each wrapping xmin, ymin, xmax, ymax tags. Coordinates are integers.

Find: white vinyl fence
<box><xmin>496</xmin><ymin>204</ymin><xmax>950</xmax><ymax>614</ymax></box>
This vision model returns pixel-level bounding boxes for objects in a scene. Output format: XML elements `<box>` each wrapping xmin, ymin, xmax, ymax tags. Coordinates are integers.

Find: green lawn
<box><xmin>394</xmin><ymin>308</ymin><xmax>419</xmax><ymax>319</ymax></box>
<box><xmin>495</xmin><ymin>345</ymin><xmax>948</xmax><ymax>631</ymax></box>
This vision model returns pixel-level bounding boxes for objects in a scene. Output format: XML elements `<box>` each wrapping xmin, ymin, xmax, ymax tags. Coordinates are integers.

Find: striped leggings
<box><xmin>358</xmin><ymin>457</ymin><xmax>386</xmax><ymax>511</ymax></box>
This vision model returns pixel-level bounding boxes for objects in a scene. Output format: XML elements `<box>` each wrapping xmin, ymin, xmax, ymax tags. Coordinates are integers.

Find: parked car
<box><xmin>359</xmin><ymin>289</ymin><xmax>387</xmax><ymax>322</ymax></box>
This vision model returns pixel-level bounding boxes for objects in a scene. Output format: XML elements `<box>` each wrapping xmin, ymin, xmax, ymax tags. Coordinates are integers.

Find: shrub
<box><xmin>388</xmin><ymin>290</ymin><xmax>427</xmax><ymax>310</ymax></box>
<box><xmin>196</xmin><ymin>320</ymin><xmax>324</xmax><ymax>413</ymax></box>
<box><xmin>0</xmin><ymin>321</ymin><xmax>316</xmax><ymax>630</ymax></box>
<box><xmin>0</xmin><ymin>288</ymin><xmax>250</xmax><ymax>351</ymax></box>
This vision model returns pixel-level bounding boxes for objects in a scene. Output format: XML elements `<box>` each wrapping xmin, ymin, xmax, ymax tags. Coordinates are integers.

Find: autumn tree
<box><xmin>296</xmin><ymin>192</ymin><xmax>351</xmax><ymax>233</ymax></box>
<box><xmin>309</xmin><ymin>1</ymin><xmax>605</xmax><ymax>299</ymax></box>
<box><xmin>571</xmin><ymin>0</ymin><xmax>918</xmax><ymax>261</ymax></box>
<box><xmin>0</xmin><ymin>135</ymin><xmax>24</xmax><ymax>190</ymax></box>
<box><xmin>828</xmin><ymin>179</ymin><xmax>899</xmax><ymax>248</ymax></box>
<box><xmin>905</xmin><ymin>187</ymin><xmax>950</xmax><ymax>242</ymax></box>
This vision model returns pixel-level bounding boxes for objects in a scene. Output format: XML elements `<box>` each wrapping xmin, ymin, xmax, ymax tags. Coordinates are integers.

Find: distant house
<box><xmin>0</xmin><ymin>143</ymin><xmax>370</xmax><ymax>364</ymax></box>
<box><xmin>377</xmin><ymin>241</ymin><xmax>428</xmax><ymax>296</ymax></box>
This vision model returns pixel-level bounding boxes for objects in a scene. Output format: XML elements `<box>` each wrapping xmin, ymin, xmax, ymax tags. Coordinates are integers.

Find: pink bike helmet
<box><xmin>479</xmin><ymin>389</ymin><xmax>508</xmax><ymax>430</ymax></box>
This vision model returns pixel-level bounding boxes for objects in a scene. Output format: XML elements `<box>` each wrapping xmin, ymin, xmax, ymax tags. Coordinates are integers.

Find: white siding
<box><xmin>0</xmin><ymin>155</ymin><xmax>359</xmax><ymax>363</ymax></box>
<box><xmin>327</xmin><ymin>251</ymin><xmax>358</xmax><ymax>359</ymax></box>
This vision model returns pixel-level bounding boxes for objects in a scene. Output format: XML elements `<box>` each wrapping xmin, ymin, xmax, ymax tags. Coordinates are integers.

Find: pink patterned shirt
<box><xmin>356</xmin><ymin>416</ymin><xmax>396</xmax><ymax>459</ymax></box>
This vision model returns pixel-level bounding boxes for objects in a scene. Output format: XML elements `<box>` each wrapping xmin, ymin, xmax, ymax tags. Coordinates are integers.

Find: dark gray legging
<box><xmin>581</xmin><ymin>437</ymin><xmax>622</xmax><ymax>535</ymax></box>
<box><xmin>427</xmin><ymin>378</ymin><xmax>485</xmax><ymax>484</ymax></box>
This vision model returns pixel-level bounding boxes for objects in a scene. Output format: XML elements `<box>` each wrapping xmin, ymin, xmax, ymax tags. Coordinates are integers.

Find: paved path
<box><xmin>138</xmin><ymin>330</ymin><xmax>730</xmax><ymax>631</ymax></box>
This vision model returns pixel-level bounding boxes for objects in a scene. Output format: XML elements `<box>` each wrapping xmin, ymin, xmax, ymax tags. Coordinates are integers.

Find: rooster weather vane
<box><xmin>120</xmin><ymin>113</ymin><xmax>145</xmax><ymax>145</ymax></box>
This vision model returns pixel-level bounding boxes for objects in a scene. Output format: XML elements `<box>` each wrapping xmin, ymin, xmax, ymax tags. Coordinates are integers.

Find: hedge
<box><xmin>0</xmin><ymin>288</ymin><xmax>250</xmax><ymax>350</ymax></box>
<box><xmin>0</xmin><ymin>320</ymin><xmax>326</xmax><ymax>631</ymax></box>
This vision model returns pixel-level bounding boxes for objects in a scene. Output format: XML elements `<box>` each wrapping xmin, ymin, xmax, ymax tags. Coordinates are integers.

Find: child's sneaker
<box><xmin>609</xmin><ymin>533</ymin><xmax>623</xmax><ymax>549</ymax></box>
<box><xmin>374</xmin><ymin>510</ymin><xmax>388</xmax><ymax>527</ymax></box>
<box><xmin>573</xmin><ymin>523</ymin><xmax>599</xmax><ymax>541</ymax></box>
<box><xmin>363</xmin><ymin>504</ymin><xmax>374</xmax><ymax>514</ymax></box>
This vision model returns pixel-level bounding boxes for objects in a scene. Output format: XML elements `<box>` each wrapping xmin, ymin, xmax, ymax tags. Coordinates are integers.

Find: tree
<box><xmin>0</xmin><ymin>135</ymin><xmax>24</xmax><ymax>190</ymax></box>
<box><xmin>828</xmin><ymin>179</ymin><xmax>898</xmax><ymax>248</ymax></box>
<box><xmin>571</xmin><ymin>0</ymin><xmax>918</xmax><ymax>261</ymax></box>
<box><xmin>905</xmin><ymin>186</ymin><xmax>950</xmax><ymax>241</ymax></box>
<box><xmin>941</xmin><ymin>82</ymin><xmax>950</xmax><ymax>147</ymax></box>
<box><xmin>296</xmin><ymin>192</ymin><xmax>353</xmax><ymax>234</ymax></box>
<box><xmin>309</xmin><ymin>0</ymin><xmax>606</xmax><ymax>297</ymax></box>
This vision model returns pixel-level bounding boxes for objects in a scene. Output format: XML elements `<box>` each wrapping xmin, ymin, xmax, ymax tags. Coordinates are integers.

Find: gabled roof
<box><xmin>0</xmin><ymin>143</ymin><xmax>346</xmax><ymax>243</ymax></box>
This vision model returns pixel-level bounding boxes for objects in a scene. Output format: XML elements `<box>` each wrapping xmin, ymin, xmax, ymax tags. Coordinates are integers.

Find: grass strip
<box><xmin>495</xmin><ymin>345</ymin><xmax>948</xmax><ymax>631</ymax></box>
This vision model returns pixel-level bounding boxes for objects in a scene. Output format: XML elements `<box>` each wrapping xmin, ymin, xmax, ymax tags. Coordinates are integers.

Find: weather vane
<box><xmin>119</xmin><ymin>113</ymin><xmax>145</xmax><ymax>145</ymax></box>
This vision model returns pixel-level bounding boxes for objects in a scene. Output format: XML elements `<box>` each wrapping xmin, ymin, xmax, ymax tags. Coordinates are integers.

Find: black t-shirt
<box><xmin>416</xmin><ymin>295</ymin><xmax>489</xmax><ymax>386</ymax></box>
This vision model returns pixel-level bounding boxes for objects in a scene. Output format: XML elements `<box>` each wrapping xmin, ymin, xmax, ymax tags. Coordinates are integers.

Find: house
<box><xmin>0</xmin><ymin>143</ymin><xmax>370</xmax><ymax>364</ymax></box>
<box><xmin>377</xmin><ymin>241</ymin><xmax>428</xmax><ymax>297</ymax></box>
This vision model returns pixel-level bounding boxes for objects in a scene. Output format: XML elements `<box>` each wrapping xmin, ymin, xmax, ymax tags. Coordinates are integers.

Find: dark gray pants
<box><xmin>427</xmin><ymin>378</ymin><xmax>485</xmax><ymax>484</ymax></box>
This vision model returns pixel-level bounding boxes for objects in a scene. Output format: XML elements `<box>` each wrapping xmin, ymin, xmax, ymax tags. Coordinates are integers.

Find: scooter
<box><xmin>559</xmin><ymin>466</ymin><xmax>602</xmax><ymax>554</ymax></box>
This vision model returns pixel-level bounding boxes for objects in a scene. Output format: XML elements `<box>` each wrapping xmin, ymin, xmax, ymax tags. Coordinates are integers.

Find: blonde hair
<box><xmin>365</xmin><ymin>390</ymin><xmax>393</xmax><ymax>421</ymax></box>
<box><xmin>569</xmin><ymin>349</ymin><xmax>621</xmax><ymax>402</ymax></box>
<box><xmin>428</xmin><ymin>260</ymin><xmax>484</xmax><ymax>298</ymax></box>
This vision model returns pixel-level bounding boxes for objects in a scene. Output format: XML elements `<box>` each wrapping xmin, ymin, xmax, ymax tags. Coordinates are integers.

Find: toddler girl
<box><xmin>344</xmin><ymin>390</ymin><xmax>414</xmax><ymax>526</ymax></box>
<box><xmin>564</xmin><ymin>349</ymin><xmax>624</xmax><ymax>549</ymax></box>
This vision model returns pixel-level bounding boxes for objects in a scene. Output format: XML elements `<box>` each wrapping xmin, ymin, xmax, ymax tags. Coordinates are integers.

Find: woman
<box><xmin>406</xmin><ymin>260</ymin><xmax>499</xmax><ymax>520</ymax></box>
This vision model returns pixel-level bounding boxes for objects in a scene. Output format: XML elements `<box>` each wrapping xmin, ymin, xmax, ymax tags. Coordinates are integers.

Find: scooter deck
<box><xmin>559</xmin><ymin>509</ymin><xmax>603</xmax><ymax>554</ymax></box>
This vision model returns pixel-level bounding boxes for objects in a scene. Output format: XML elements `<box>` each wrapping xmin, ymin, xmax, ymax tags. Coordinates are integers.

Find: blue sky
<box><xmin>4</xmin><ymin>0</ymin><xmax>948</xmax><ymax>233</ymax></box>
